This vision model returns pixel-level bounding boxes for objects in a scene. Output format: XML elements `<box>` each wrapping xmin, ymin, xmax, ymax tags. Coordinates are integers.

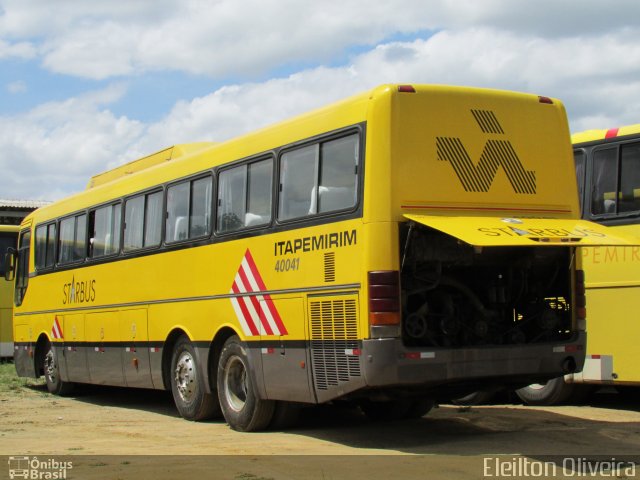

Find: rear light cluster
<box><xmin>575</xmin><ymin>269</ymin><xmax>586</xmax><ymax>328</ymax></box>
<box><xmin>368</xmin><ymin>270</ymin><xmax>400</xmax><ymax>325</ymax></box>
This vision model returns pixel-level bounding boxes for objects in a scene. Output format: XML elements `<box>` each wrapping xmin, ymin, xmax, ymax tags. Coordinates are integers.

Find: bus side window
<box><xmin>166</xmin><ymin>182</ymin><xmax>190</xmax><ymax>242</ymax></box>
<box><xmin>278</xmin><ymin>145</ymin><xmax>318</xmax><ymax>221</ymax></box>
<box><xmin>246</xmin><ymin>159</ymin><xmax>272</xmax><ymax>227</ymax></box>
<box><xmin>45</xmin><ymin>223</ymin><xmax>56</xmax><ymax>267</ymax></box>
<box><xmin>35</xmin><ymin>225</ymin><xmax>47</xmax><ymax>270</ymax></box>
<box><xmin>217</xmin><ymin>165</ymin><xmax>246</xmax><ymax>233</ymax></box>
<box><xmin>144</xmin><ymin>191</ymin><xmax>162</xmax><ymax>247</ymax></box>
<box><xmin>124</xmin><ymin>195</ymin><xmax>144</xmax><ymax>251</ymax></box>
<box><xmin>89</xmin><ymin>203</ymin><xmax>121</xmax><ymax>258</ymax></box>
<box><xmin>58</xmin><ymin>214</ymin><xmax>86</xmax><ymax>264</ymax></box>
<box><xmin>590</xmin><ymin>147</ymin><xmax>617</xmax><ymax>215</ymax></box>
<box><xmin>619</xmin><ymin>141</ymin><xmax>640</xmax><ymax>213</ymax></box>
<box><xmin>317</xmin><ymin>134</ymin><xmax>359</xmax><ymax>213</ymax></box>
<box><xmin>166</xmin><ymin>177</ymin><xmax>211</xmax><ymax>242</ymax></box>
<box><xmin>217</xmin><ymin>159</ymin><xmax>272</xmax><ymax>233</ymax></box>
<box><xmin>124</xmin><ymin>192</ymin><xmax>162</xmax><ymax>251</ymax></box>
<box><xmin>190</xmin><ymin>176</ymin><xmax>212</xmax><ymax>238</ymax></box>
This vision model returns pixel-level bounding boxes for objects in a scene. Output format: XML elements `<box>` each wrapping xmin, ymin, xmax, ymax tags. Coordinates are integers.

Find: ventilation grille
<box><xmin>324</xmin><ymin>252</ymin><xmax>336</xmax><ymax>282</ymax></box>
<box><xmin>309</xmin><ymin>297</ymin><xmax>360</xmax><ymax>391</ymax></box>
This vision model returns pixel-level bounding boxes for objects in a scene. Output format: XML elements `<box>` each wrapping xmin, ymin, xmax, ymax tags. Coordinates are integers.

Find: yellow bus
<box><xmin>516</xmin><ymin>123</ymin><xmax>640</xmax><ymax>405</ymax></box>
<box><xmin>0</xmin><ymin>224</ymin><xmax>19</xmax><ymax>357</ymax></box>
<box><xmin>5</xmin><ymin>84</ymin><xmax>634</xmax><ymax>431</ymax></box>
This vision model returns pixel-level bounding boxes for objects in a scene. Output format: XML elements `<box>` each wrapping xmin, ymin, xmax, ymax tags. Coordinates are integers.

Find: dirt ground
<box><xmin>1</xmin><ymin>371</ymin><xmax>639</xmax><ymax>480</ymax></box>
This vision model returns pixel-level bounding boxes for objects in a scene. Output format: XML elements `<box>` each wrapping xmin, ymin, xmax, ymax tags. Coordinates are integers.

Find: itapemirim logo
<box><xmin>437</xmin><ymin>110</ymin><xmax>537</xmax><ymax>194</ymax></box>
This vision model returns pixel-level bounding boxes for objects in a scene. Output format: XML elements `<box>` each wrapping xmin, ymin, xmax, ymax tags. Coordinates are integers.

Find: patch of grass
<box><xmin>0</xmin><ymin>361</ymin><xmax>44</xmax><ymax>396</ymax></box>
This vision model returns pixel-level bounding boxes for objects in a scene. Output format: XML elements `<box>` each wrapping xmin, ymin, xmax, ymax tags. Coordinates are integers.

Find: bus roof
<box><xmin>24</xmin><ymin>84</ymin><xmax>569</xmax><ymax>225</ymax></box>
<box><xmin>86</xmin><ymin>142</ymin><xmax>217</xmax><ymax>189</ymax></box>
<box><xmin>572</xmin><ymin>123</ymin><xmax>640</xmax><ymax>145</ymax></box>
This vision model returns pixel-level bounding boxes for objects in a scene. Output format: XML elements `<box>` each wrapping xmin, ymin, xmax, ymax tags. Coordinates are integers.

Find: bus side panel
<box><xmin>581</xmin><ymin>238</ymin><xmax>640</xmax><ymax>385</ymax></box>
<box><xmin>85</xmin><ymin>311</ymin><xmax>125</xmax><ymax>386</ymax></box>
<box><xmin>62</xmin><ymin>313</ymin><xmax>90</xmax><ymax>383</ymax></box>
<box><xmin>260</xmin><ymin>296</ymin><xmax>315</xmax><ymax>403</ymax></box>
<box><xmin>119</xmin><ymin>309</ymin><xmax>153</xmax><ymax>389</ymax></box>
<box><xmin>13</xmin><ymin>324</ymin><xmax>36</xmax><ymax>377</ymax></box>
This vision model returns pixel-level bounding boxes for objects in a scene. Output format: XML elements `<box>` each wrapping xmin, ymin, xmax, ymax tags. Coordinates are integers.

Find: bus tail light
<box><xmin>368</xmin><ymin>271</ymin><xmax>400</xmax><ymax>325</ymax></box>
<box><xmin>575</xmin><ymin>269</ymin><xmax>586</xmax><ymax>330</ymax></box>
<box><xmin>398</xmin><ymin>85</ymin><xmax>416</xmax><ymax>93</ymax></box>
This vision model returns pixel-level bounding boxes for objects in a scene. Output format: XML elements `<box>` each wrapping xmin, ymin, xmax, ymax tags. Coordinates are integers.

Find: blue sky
<box><xmin>1</xmin><ymin>0</ymin><xmax>640</xmax><ymax>200</ymax></box>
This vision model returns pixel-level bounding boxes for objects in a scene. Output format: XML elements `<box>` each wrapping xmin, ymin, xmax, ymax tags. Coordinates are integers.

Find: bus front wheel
<box><xmin>169</xmin><ymin>335</ymin><xmax>221</xmax><ymax>421</ymax></box>
<box><xmin>43</xmin><ymin>342</ymin><xmax>74</xmax><ymax>396</ymax></box>
<box><xmin>217</xmin><ymin>335</ymin><xmax>275</xmax><ymax>432</ymax></box>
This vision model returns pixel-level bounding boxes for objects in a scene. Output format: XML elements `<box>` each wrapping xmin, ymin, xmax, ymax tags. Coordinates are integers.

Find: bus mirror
<box><xmin>3</xmin><ymin>248</ymin><xmax>16</xmax><ymax>282</ymax></box>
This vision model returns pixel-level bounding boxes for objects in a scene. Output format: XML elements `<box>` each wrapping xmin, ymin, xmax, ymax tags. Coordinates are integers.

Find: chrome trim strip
<box><xmin>14</xmin><ymin>283</ymin><xmax>361</xmax><ymax>316</ymax></box>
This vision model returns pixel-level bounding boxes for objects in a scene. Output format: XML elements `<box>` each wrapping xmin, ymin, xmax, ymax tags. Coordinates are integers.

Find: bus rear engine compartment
<box><xmin>400</xmin><ymin>223</ymin><xmax>574</xmax><ymax>348</ymax></box>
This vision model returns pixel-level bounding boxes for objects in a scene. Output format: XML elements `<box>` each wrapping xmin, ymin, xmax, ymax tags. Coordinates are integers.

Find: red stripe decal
<box><xmin>238</xmin><ymin>265</ymin><xmax>273</xmax><ymax>335</ymax></box>
<box><xmin>231</xmin><ymin>282</ymin><xmax>260</xmax><ymax>336</ymax></box>
<box><xmin>229</xmin><ymin>249</ymin><xmax>288</xmax><ymax>336</ymax></box>
<box><xmin>605</xmin><ymin>128</ymin><xmax>619</xmax><ymax>139</ymax></box>
<box><xmin>243</xmin><ymin>250</ymin><xmax>287</xmax><ymax>334</ymax></box>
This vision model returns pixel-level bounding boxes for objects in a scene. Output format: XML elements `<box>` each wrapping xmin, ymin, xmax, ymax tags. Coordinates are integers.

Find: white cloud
<box><xmin>3</xmin><ymin>0</ymin><xmax>639</xmax><ymax>80</ymax></box>
<box><xmin>0</xmin><ymin>38</ymin><xmax>35</xmax><ymax>59</ymax></box>
<box><xmin>0</xmin><ymin>84</ymin><xmax>143</xmax><ymax>200</ymax></box>
<box><xmin>1</xmin><ymin>1</ymin><xmax>640</xmax><ymax>200</ymax></box>
<box><xmin>7</xmin><ymin>80</ymin><xmax>26</xmax><ymax>93</ymax></box>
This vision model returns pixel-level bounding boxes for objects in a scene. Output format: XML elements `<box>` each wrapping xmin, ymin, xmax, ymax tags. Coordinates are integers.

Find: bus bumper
<box><xmin>361</xmin><ymin>333</ymin><xmax>586</xmax><ymax>390</ymax></box>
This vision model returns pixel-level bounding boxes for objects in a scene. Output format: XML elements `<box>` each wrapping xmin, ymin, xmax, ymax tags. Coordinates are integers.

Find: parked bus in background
<box><xmin>516</xmin><ymin>123</ymin><xmax>640</xmax><ymax>405</ymax></box>
<box><xmin>0</xmin><ymin>224</ymin><xmax>18</xmax><ymax>358</ymax></box>
<box><xmin>5</xmin><ymin>85</ymin><xmax>635</xmax><ymax>431</ymax></box>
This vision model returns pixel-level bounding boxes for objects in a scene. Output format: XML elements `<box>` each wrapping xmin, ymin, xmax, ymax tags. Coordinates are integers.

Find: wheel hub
<box><xmin>224</xmin><ymin>356</ymin><xmax>248</xmax><ymax>412</ymax></box>
<box><xmin>174</xmin><ymin>351</ymin><xmax>196</xmax><ymax>402</ymax></box>
<box><xmin>44</xmin><ymin>350</ymin><xmax>57</xmax><ymax>384</ymax></box>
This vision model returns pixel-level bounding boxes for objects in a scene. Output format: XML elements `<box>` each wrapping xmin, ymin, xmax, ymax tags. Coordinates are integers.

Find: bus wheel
<box><xmin>43</xmin><ymin>342</ymin><xmax>74</xmax><ymax>396</ymax></box>
<box><xmin>516</xmin><ymin>376</ymin><xmax>576</xmax><ymax>405</ymax></box>
<box><xmin>170</xmin><ymin>335</ymin><xmax>220</xmax><ymax>421</ymax></box>
<box><xmin>217</xmin><ymin>335</ymin><xmax>275</xmax><ymax>432</ymax></box>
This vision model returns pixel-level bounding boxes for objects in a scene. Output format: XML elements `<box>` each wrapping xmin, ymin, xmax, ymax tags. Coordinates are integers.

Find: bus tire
<box><xmin>43</xmin><ymin>342</ymin><xmax>74</xmax><ymax>396</ymax></box>
<box><xmin>516</xmin><ymin>376</ymin><xmax>575</xmax><ymax>405</ymax></box>
<box><xmin>217</xmin><ymin>335</ymin><xmax>275</xmax><ymax>432</ymax></box>
<box><xmin>170</xmin><ymin>335</ymin><xmax>220</xmax><ymax>421</ymax></box>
